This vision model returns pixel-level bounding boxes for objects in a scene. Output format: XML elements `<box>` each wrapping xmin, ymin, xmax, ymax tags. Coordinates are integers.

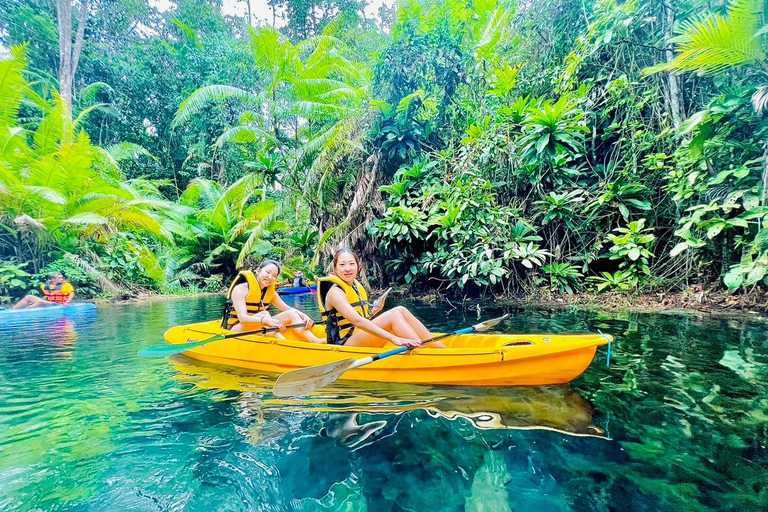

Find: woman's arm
<box><xmin>326</xmin><ymin>287</ymin><xmax>419</xmax><ymax>347</ymax></box>
<box><xmin>231</xmin><ymin>284</ymin><xmax>284</xmax><ymax>330</ymax></box>
<box><xmin>271</xmin><ymin>293</ymin><xmax>315</xmax><ymax>327</ymax></box>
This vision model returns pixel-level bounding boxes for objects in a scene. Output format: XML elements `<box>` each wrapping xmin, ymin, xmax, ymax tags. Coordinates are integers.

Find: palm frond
<box><xmin>228</xmin><ymin>199</ymin><xmax>277</xmax><ymax>241</ymax></box>
<box><xmin>247</xmin><ymin>25</ymin><xmax>297</xmax><ymax>79</ymax></box>
<box><xmin>78</xmin><ymin>81</ymin><xmax>114</xmax><ymax>104</ymax></box>
<box><xmin>0</xmin><ymin>46</ymin><xmax>28</xmax><ymax>127</ymax></box>
<box><xmin>23</xmin><ymin>186</ymin><xmax>68</xmax><ymax>205</ymax></box>
<box><xmin>172</xmin><ymin>85</ymin><xmax>258</xmax><ymax>128</ymax></box>
<box><xmin>644</xmin><ymin>0</ymin><xmax>765</xmax><ymax>75</ymax></box>
<box><xmin>179</xmin><ymin>178</ymin><xmax>222</xmax><ymax>210</ymax></box>
<box><xmin>62</xmin><ymin>212</ymin><xmax>110</xmax><ymax>225</ymax></box>
<box><xmin>105</xmin><ymin>142</ymin><xmax>157</xmax><ymax>162</ymax></box>
<box><xmin>73</xmin><ymin>103</ymin><xmax>109</xmax><ymax>128</ymax></box>
<box><xmin>215</xmin><ymin>124</ymin><xmax>276</xmax><ymax>149</ymax></box>
<box><xmin>235</xmin><ymin>200</ymin><xmax>284</xmax><ymax>268</ymax></box>
<box><xmin>65</xmin><ymin>252</ymin><xmax>121</xmax><ymax>295</ymax></box>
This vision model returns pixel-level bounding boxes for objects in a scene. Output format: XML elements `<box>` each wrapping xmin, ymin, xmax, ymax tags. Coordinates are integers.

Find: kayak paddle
<box><xmin>138</xmin><ymin>323</ymin><xmax>307</xmax><ymax>358</ymax></box>
<box><xmin>272</xmin><ymin>314</ymin><xmax>509</xmax><ymax>397</ymax></box>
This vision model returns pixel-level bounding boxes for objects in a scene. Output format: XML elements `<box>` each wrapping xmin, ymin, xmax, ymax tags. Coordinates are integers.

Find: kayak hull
<box><xmin>164</xmin><ymin>321</ymin><xmax>610</xmax><ymax>387</ymax></box>
<box><xmin>0</xmin><ymin>302</ymin><xmax>96</xmax><ymax>321</ymax></box>
<box><xmin>277</xmin><ymin>284</ymin><xmax>317</xmax><ymax>295</ymax></box>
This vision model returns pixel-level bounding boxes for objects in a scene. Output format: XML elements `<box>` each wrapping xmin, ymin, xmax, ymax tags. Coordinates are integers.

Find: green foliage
<box><xmin>4</xmin><ymin>0</ymin><xmax>768</xmax><ymax>301</ymax></box>
<box><xmin>372</xmin><ymin>160</ymin><xmax>551</xmax><ymax>291</ymax></box>
<box><xmin>541</xmin><ymin>262</ymin><xmax>583</xmax><ymax>295</ymax></box>
<box><xmin>203</xmin><ymin>274</ymin><xmax>225</xmax><ymax>293</ymax></box>
<box><xmin>0</xmin><ymin>261</ymin><xmax>33</xmax><ymax>302</ymax></box>
<box><xmin>176</xmin><ymin>176</ymin><xmax>283</xmax><ymax>273</ymax></box>
<box><xmin>589</xmin><ymin>270</ymin><xmax>637</xmax><ymax>292</ymax></box>
<box><xmin>606</xmin><ymin>219</ymin><xmax>656</xmax><ymax>284</ymax></box>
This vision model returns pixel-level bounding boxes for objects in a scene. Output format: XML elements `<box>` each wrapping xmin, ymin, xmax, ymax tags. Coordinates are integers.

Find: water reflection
<box><xmin>171</xmin><ymin>358</ymin><xmax>605</xmax><ymax>438</ymax></box>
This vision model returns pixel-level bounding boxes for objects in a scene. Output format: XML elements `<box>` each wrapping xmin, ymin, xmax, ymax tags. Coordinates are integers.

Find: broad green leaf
<box><xmin>670</xmin><ymin>242</ymin><xmax>689</xmax><ymax>257</ymax></box>
<box><xmin>723</xmin><ymin>269</ymin><xmax>744</xmax><ymax>290</ymax></box>
<box><xmin>707</xmin><ymin>224</ymin><xmax>724</xmax><ymax>239</ymax></box>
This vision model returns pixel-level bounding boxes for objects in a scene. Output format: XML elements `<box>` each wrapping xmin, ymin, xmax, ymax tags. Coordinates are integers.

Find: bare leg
<box><xmin>392</xmin><ymin>306</ymin><xmax>432</xmax><ymax>339</ymax></box>
<box><xmin>344</xmin><ymin>309</ymin><xmax>422</xmax><ymax>347</ymax></box>
<box><xmin>345</xmin><ymin>307</ymin><xmax>446</xmax><ymax>348</ymax></box>
<box><xmin>13</xmin><ymin>296</ymin><xmax>55</xmax><ymax>309</ymax></box>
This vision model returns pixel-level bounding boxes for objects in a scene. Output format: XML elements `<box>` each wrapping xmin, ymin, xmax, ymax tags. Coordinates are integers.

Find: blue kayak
<box><xmin>276</xmin><ymin>284</ymin><xmax>317</xmax><ymax>295</ymax></box>
<box><xmin>0</xmin><ymin>302</ymin><xmax>97</xmax><ymax>322</ymax></box>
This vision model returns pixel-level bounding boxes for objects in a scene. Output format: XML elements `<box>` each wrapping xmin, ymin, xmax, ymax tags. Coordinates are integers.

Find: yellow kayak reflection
<box><xmin>171</xmin><ymin>358</ymin><xmax>606</xmax><ymax>438</ymax></box>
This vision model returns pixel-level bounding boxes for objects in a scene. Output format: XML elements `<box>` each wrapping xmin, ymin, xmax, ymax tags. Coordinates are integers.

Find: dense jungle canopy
<box><xmin>0</xmin><ymin>0</ymin><xmax>767</xmax><ymax>301</ymax></box>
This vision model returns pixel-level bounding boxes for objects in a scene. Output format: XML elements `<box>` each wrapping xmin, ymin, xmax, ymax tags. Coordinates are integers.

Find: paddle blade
<box><xmin>273</xmin><ymin>358</ymin><xmax>358</xmax><ymax>397</ymax></box>
<box><xmin>137</xmin><ymin>334</ymin><xmax>224</xmax><ymax>358</ymax></box>
<box><xmin>138</xmin><ymin>343</ymin><xmax>196</xmax><ymax>358</ymax></box>
<box><xmin>472</xmin><ymin>314</ymin><xmax>509</xmax><ymax>332</ymax></box>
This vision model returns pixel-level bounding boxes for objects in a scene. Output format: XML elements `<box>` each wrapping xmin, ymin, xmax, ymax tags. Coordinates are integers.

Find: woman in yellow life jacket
<box><xmin>13</xmin><ymin>272</ymin><xmax>75</xmax><ymax>309</ymax></box>
<box><xmin>222</xmin><ymin>260</ymin><xmax>323</xmax><ymax>344</ymax></box>
<box><xmin>318</xmin><ymin>248</ymin><xmax>445</xmax><ymax>348</ymax></box>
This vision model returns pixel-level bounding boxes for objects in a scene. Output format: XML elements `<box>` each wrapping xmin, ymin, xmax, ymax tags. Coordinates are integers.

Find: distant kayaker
<box><xmin>318</xmin><ymin>248</ymin><xmax>445</xmax><ymax>348</ymax></box>
<box><xmin>13</xmin><ymin>272</ymin><xmax>75</xmax><ymax>309</ymax></box>
<box><xmin>293</xmin><ymin>271</ymin><xmax>305</xmax><ymax>288</ymax></box>
<box><xmin>221</xmin><ymin>260</ymin><xmax>324</xmax><ymax>343</ymax></box>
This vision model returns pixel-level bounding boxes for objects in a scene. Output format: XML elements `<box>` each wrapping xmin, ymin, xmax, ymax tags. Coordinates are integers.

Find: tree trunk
<box><xmin>663</xmin><ymin>3</ymin><xmax>684</xmax><ymax>129</ymax></box>
<box><xmin>55</xmin><ymin>0</ymin><xmax>89</xmax><ymax>109</ymax></box>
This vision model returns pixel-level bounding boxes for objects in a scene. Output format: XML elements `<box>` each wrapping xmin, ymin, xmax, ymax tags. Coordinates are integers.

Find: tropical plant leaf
<box><xmin>172</xmin><ymin>85</ymin><xmax>258</xmax><ymax>128</ymax></box>
<box><xmin>644</xmin><ymin>0</ymin><xmax>765</xmax><ymax>76</ymax></box>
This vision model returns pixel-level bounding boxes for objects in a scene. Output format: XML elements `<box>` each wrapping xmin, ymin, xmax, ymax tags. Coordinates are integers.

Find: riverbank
<box><xmin>95</xmin><ymin>291</ymin><xmax>225</xmax><ymax>305</ymax></box>
<box><xmin>405</xmin><ymin>287</ymin><xmax>768</xmax><ymax>321</ymax></box>
<box><xmin>94</xmin><ymin>285</ymin><xmax>767</xmax><ymax>321</ymax></box>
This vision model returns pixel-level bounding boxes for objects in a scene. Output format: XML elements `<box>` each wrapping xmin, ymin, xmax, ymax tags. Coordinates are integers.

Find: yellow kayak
<box><xmin>164</xmin><ymin>320</ymin><xmax>611</xmax><ymax>387</ymax></box>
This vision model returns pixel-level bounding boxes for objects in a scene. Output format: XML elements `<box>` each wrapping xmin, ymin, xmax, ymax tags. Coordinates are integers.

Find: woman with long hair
<box><xmin>317</xmin><ymin>248</ymin><xmax>444</xmax><ymax>348</ymax></box>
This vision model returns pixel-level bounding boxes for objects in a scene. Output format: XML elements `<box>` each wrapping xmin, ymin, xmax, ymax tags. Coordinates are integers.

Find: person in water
<box><xmin>13</xmin><ymin>272</ymin><xmax>75</xmax><ymax>309</ymax></box>
<box><xmin>318</xmin><ymin>248</ymin><xmax>445</xmax><ymax>348</ymax></box>
<box><xmin>222</xmin><ymin>260</ymin><xmax>324</xmax><ymax>343</ymax></box>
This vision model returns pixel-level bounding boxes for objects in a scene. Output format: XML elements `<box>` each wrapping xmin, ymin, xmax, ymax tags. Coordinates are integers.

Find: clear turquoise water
<box><xmin>0</xmin><ymin>295</ymin><xmax>766</xmax><ymax>511</ymax></box>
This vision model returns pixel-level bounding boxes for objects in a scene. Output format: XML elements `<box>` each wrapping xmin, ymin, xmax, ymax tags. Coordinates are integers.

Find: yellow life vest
<box><xmin>41</xmin><ymin>282</ymin><xmax>74</xmax><ymax>303</ymax></box>
<box><xmin>317</xmin><ymin>275</ymin><xmax>370</xmax><ymax>344</ymax></box>
<box><xmin>221</xmin><ymin>270</ymin><xmax>276</xmax><ymax>329</ymax></box>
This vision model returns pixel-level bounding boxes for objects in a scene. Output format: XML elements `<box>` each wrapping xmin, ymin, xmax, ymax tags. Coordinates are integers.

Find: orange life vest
<box><xmin>41</xmin><ymin>282</ymin><xmax>74</xmax><ymax>304</ymax></box>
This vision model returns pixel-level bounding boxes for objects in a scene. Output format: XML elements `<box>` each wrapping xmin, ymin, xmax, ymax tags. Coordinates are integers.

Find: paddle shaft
<box><xmin>201</xmin><ymin>322</ymin><xmax>307</xmax><ymax>342</ymax></box>
<box><xmin>343</xmin><ymin>326</ymin><xmax>475</xmax><ymax>371</ymax></box>
<box><xmin>138</xmin><ymin>322</ymin><xmax>308</xmax><ymax>358</ymax></box>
